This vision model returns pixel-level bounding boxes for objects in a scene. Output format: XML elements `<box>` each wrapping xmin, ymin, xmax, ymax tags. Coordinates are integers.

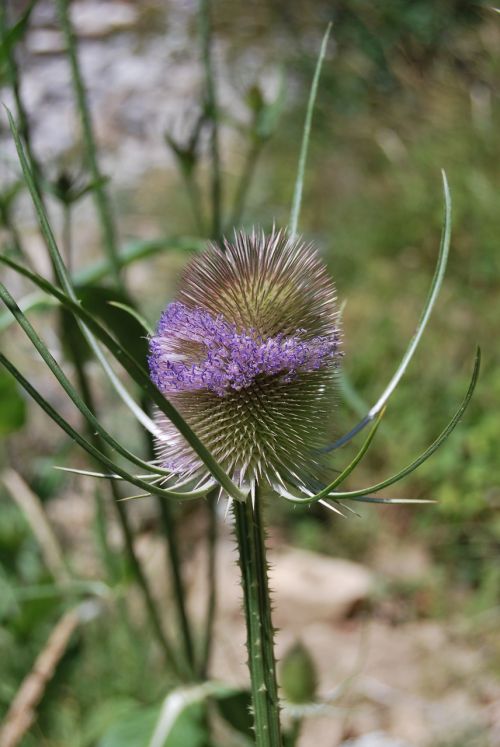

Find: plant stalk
<box><xmin>156</xmin><ymin>495</ymin><xmax>196</xmax><ymax>675</ymax></box>
<box><xmin>233</xmin><ymin>488</ymin><xmax>283</xmax><ymax>746</ymax></box>
<box><xmin>199</xmin><ymin>0</ymin><xmax>222</xmax><ymax>239</ymax></box>
<box><xmin>0</xmin><ymin>0</ymin><xmax>43</xmax><ymax>181</ymax></box>
<box><xmin>140</xmin><ymin>396</ymin><xmax>197</xmax><ymax>678</ymax></box>
<box><xmin>229</xmin><ymin>139</ymin><xmax>262</xmax><ymax>229</ymax></box>
<box><xmin>55</xmin><ymin>0</ymin><xmax>123</xmax><ymax>289</ymax></box>
<box><xmin>198</xmin><ymin>489</ymin><xmax>217</xmax><ymax>678</ymax></box>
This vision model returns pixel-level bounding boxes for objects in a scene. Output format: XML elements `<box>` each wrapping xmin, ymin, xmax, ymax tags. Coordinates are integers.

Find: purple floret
<box><xmin>149</xmin><ymin>302</ymin><xmax>340</xmax><ymax>397</ymax></box>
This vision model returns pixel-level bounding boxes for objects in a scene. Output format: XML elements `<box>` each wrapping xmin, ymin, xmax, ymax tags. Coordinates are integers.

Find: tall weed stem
<box><xmin>234</xmin><ymin>489</ymin><xmax>282</xmax><ymax>746</ymax></box>
<box><xmin>55</xmin><ymin>0</ymin><xmax>123</xmax><ymax>289</ymax></box>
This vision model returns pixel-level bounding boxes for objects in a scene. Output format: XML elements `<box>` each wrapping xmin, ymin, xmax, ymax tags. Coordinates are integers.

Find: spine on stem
<box><xmin>233</xmin><ymin>487</ymin><xmax>283</xmax><ymax>747</ymax></box>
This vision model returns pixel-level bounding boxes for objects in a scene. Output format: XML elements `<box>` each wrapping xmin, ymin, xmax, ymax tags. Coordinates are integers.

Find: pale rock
<box><xmin>70</xmin><ymin>2</ymin><xmax>139</xmax><ymax>38</ymax></box>
<box><xmin>340</xmin><ymin>732</ymin><xmax>413</xmax><ymax>747</ymax></box>
<box><xmin>270</xmin><ymin>548</ymin><xmax>374</xmax><ymax>629</ymax></box>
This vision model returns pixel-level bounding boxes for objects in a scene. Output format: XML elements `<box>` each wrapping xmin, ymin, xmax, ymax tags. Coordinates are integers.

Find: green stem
<box><xmin>0</xmin><ymin>0</ymin><xmax>43</xmax><ymax>182</ymax></box>
<box><xmin>182</xmin><ymin>169</ymin><xmax>206</xmax><ymax>236</ymax></box>
<box><xmin>55</xmin><ymin>0</ymin><xmax>122</xmax><ymax>289</ymax></box>
<box><xmin>198</xmin><ymin>489</ymin><xmax>217</xmax><ymax>678</ymax></box>
<box><xmin>199</xmin><ymin>0</ymin><xmax>222</xmax><ymax>239</ymax></box>
<box><xmin>229</xmin><ymin>139</ymin><xmax>262</xmax><ymax>229</ymax></box>
<box><xmin>62</xmin><ymin>202</ymin><xmax>73</xmax><ymax>272</ymax></box>
<box><xmin>157</xmin><ymin>496</ymin><xmax>196</xmax><ymax>675</ymax></box>
<box><xmin>0</xmin><ymin>197</ymin><xmax>26</xmax><ymax>260</ymax></box>
<box><xmin>233</xmin><ymin>489</ymin><xmax>283</xmax><ymax>746</ymax></box>
<box><xmin>140</xmin><ymin>395</ymin><xmax>196</xmax><ymax>677</ymax></box>
<box><xmin>287</xmin><ymin>717</ymin><xmax>302</xmax><ymax>746</ymax></box>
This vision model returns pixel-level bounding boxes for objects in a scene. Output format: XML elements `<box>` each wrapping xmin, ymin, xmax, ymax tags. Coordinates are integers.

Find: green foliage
<box><xmin>0</xmin><ymin>0</ymin><xmax>39</xmax><ymax>82</ymax></box>
<box><xmin>0</xmin><ymin>369</ymin><xmax>26</xmax><ymax>436</ymax></box>
<box><xmin>280</xmin><ymin>641</ymin><xmax>318</xmax><ymax>704</ymax></box>
<box><xmin>60</xmin><ymin>283</ymin><xmax>149</xmax><ymax>367</ymax></box>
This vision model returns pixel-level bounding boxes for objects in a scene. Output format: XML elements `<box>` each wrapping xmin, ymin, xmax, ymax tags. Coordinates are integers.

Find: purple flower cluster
<box><xmin>149</xmin><ymin>302</ymin><xmax>339</xmax><ymax>397</ymax></box>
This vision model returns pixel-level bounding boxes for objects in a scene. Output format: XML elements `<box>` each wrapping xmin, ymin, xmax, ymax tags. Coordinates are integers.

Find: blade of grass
<box><xmin>289</xmin><ymin>23</ymin><xmax>332</xmax><ymax>240</ymax></box>
<box><xmin>108</xmin><ymin>300</ymin><xmax>154</xmax><ymax>335</ymax></box>
<box><xmin>323</xmin><ymin>171</ymin><xmax>452</xmax><ymax>452</ymax></box>
<box><xmin>199</xmin><ymin>0</ymin><xmax>222</xmax><ymax>239</ymax></box>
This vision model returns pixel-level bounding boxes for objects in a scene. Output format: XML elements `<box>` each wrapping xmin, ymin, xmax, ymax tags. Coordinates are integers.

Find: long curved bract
<box><xmin>276</xmin><ymin>348</ymin><xmax>480</xmax><ymax>506</ymax></box>
<box><xmin>323</xmin><ymin>170</ymin><xmax>452</xmax><ymax>452</ymax></box>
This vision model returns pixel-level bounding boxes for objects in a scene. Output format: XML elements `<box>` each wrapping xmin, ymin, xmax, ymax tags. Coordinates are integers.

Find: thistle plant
<box><xmin>148</xmin><ymin>230</ymin><xmax>341</xmax><ymax>492</ymax></box>
<box><xmin>0</xmin><ymin>11</ymin><xmax>480</xmax><ymax>747</ymax></box>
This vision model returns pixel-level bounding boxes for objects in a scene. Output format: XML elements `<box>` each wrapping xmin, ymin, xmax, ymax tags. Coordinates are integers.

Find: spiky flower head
<box><xmin>148</xmin><ymin>229</ymin><xmax>341</xmax><ymax>493</ymax></box>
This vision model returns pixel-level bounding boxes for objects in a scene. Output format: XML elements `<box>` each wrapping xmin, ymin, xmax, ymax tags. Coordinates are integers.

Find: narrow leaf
<box><xmin>278</xmin><ymin>348</ymin><xmax>480</xmax><ymax>505</ymax></box>
<box><xmin>108</xmin><ymin>300</ymin><xmax>154</xmax><ymax>335</ymax></box>
<box><xmin>324</xmin><ymin>170</ymin><xmax>453</xmax><ymax>451</ymax></box>
<box><xmin>289</xmin><ymin>23</ymin><xmax>332</xmax><ymax>239</ymax></box>
<box><xmin>0</xmin><ymin>281</ymin><xmax>172</xmax><ymax>478</ymax></box>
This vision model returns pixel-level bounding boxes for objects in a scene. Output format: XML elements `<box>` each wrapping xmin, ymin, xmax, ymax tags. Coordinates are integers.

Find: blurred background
<box><xmin>0</xmin><ymin>1</ymin><xmax>499</xmax><ymax>745</ymax></box>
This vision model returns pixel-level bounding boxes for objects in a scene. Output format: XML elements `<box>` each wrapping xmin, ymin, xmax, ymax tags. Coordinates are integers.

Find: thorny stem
<box><xmin>234</xmin><ymin>488</ymin><xmax>283</xmax><ymax>747</ymax></box>
<box><xmin>55</xmin><ymin>0</ymin><xmax>123</xmax><ymax>289</ymax></box>
<box><xmin>199</xmin><ymin>0</ymin><xmax>223</xmax><ymax>239</ymax></box>
<box><xmin>198</xmin><ymin>489</ymin><xmax>218</xmax><ymax>678</ymax></box>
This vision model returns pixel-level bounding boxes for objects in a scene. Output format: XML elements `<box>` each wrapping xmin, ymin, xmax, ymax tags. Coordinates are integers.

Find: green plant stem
<box><xmin>229</xmin><ymin>139</ymin><xmax>262</xmax><ymax>228</ymax></box>
<box><xmin>139</xmin><ymin>397</ymin><xmax>197</xmax><ymax>678</ymax></box>
<box><xmin>233</xmin><ymin>489</ymin><xmax>282</xmax><ymax>746</ymax></box>
<box><xmin>289</xmin><ymin>24</ymin><xmax>331</xmax><ymax>240</ymax></box>
<box><xmin>199</xmin><ymin>489</ymin><xmax>217</xmax><ymax>678</ymax></box>
<box><xmin>157</xmin><ymin>496</ymin><xmax>196</xmax><ymax>674</ymax></box>
<box><xmin>0</xmin><ymin>198</ymin><xmax>25</xmax><ymax>259</ymax></box>
<box><xmin>0</xmin><ymin>0</ymin><xmax>42</xmax><ymax>181</ymax></box>
<box><xmin>62</xmin><ymin>202</ymin><xmax>73</xmax><ymax>272</ymax></box>
<box><xmin>55</xmin><ymin>0</ymin><xmax>122</xmax><ymax>289</ymax></box>
<box><xmin>182</xmin><ymin>169</ymin><xmax>206</xmax><ymax>236</ymax></box>
<box><xmin>199</xmin><ymin>0</ymin><xmax>222</xmax><ymax>239</ymax></box>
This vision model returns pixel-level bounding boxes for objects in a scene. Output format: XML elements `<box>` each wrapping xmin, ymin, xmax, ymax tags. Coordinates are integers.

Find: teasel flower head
<box><xmin>148</xmin><ymin>228</ymin><xmax>341</xmax><ymax>494</ymax></box>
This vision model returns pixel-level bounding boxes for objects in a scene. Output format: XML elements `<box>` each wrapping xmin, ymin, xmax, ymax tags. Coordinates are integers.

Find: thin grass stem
<box><xmin>55</xmin><ymin>0</ymin><xmax>122</xmax><ymax>288</ymax></box>
<box><xmin>199</xmin><ymin>0</ymin><xmax>222</xmax><ymax>239</ymax></box>
<box><xmin>229</xmin><ymin>139</ymin><xmax>262</xmax><ymax>229</ymax></box>
<box><xmin>198</xmin><ymin>488</ymin><xmax>217</xmax><ymax>678</ymax></box>
<box><xmin>289</xmin><ymin>24</ymin><xmax>331</xmax><ymax>240</ymax></box>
